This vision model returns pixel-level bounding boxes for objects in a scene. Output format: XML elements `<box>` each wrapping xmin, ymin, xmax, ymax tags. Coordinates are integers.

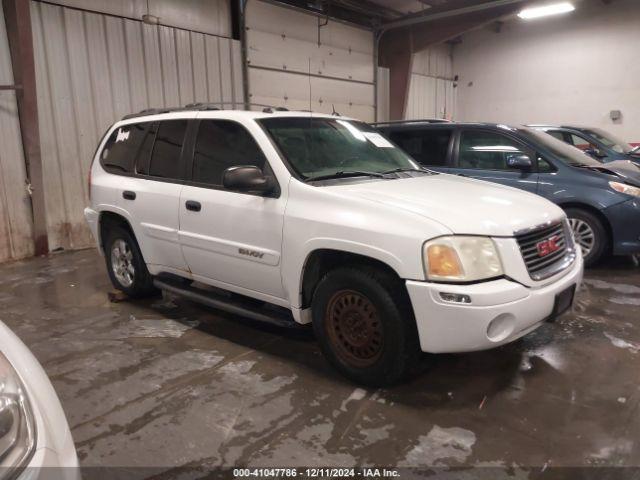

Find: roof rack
<box><xmin>371</xmin><ymin>118</ymin><xmax>451</xmax><ymax>127</ymax></box>
<box><xmin>121</xmin><ymin>102</ymin><xmax>292</xmax><ymax>120</ymax></box>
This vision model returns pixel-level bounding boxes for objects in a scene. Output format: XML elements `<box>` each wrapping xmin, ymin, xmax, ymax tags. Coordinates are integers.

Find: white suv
<box><xmin>85</xmin><ymin>107</ymin><xmax>583</xmax><ymax>385</ymax></box>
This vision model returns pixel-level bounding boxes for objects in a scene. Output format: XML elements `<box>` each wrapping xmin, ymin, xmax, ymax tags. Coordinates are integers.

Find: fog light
<box><xmin>439</xmin><ymin>292</ymin><xmax>471</xmax><ymax>304</ymax></box>
<box><xmin>486</xmin><ymin>314</ymin><xmax>515</xmax><ymax>342</ymax></box>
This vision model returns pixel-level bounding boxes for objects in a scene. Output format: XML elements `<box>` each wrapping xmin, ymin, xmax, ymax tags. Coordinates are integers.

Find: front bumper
<box><xmin>83</xmin><ymin>207</ymin><xmax>101</xmax><ymax>252</ymax></box>
<box><xmin>604</xmin><ymin>198</ymin><xmax>640</xmax><ymax>255</ymax></box>
<box><xmin>406</xmin><ymin>252</ymin><xmax>584</xmax><ymax>353</ymax></box>
<box><xmin>22</xmin><ymin>446</ymin><xmax>80</xmax><ymax>480</ymax></box>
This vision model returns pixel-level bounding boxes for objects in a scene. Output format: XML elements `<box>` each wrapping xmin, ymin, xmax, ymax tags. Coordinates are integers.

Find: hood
<box><xmin>326</xmin><ymin>174</ymin><xmax>564</xmax><ymax>237</ymax></box>
<box><xmin>583</xmin><ymin>160</ymin><xmax>640</xmax><ymax>187</ymax></box>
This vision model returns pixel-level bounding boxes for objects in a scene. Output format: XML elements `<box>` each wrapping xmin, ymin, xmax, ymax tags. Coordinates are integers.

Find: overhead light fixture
<box><xmin>518</xmin><ymin>2</ymin><xmax>575</xmax><ymax>20</ymax></box>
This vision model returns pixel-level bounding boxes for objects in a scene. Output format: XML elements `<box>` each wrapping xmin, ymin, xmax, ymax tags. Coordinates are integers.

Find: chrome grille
<box><xmin>516</xmin><ymin>222</ymin><xmax>572</xmax><ymax>280</ymax></box>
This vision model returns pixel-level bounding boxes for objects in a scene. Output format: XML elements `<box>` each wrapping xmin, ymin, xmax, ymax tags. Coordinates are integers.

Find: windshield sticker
<box><xmin>363</xmin><ymin>132</ymin><xmax>394</xmax><ymax>148</ymax></box>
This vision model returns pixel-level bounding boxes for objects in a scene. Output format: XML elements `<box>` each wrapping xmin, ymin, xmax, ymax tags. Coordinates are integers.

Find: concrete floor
<box><xmin>1</xmin><ymin>249</ymin><xmax>639</xmax><ymax>476</ymax></box>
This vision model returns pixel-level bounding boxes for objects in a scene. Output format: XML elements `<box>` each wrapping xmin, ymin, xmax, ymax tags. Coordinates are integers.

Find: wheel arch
<box><xmin>298</xmin><ymin>248</ymin><xmax>406</xmax><ymax>310</ymax></box>
<box><xmin>98</xmin><ymin>209</ymin><xmax>137</xmax><ymax>255</ymax></box>
<box><xmin>558</xmin><ymin>201</ymin><xmax>613</xmax><ymax>251</ymax></box>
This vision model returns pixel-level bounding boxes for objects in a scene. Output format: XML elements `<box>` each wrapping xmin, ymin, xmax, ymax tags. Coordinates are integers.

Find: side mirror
<box><xmin>506</xmin><ymin>154</ymin><xmax>533</xmax><ymax>170</ymax></box>
<box><xmin>585</xmin><ymin>148</ymin><xmax>606</xmax><ymax>159</ymax></box>
<box><xmin>222</xmin><ymin>166</ymin><xmax>275</xmax><ymax>195</ymax></box>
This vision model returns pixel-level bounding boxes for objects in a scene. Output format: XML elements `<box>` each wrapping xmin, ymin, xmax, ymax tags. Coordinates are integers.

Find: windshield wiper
<box><xmin>630</xmin><ymin>145</ymin><xmax>640</xmax><ymax>153</ymax></box>
<box><xmin>381</xmin><ymin>167</ymin><xmax>432</xmax><ymax>175</ymax></box>
<box><xmin>305</xmin><ymin>171</ymin><xmax>385</xmax><ymax>182</ymax></box>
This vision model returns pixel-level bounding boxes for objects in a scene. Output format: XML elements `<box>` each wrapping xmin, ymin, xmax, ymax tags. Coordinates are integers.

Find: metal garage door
<box><xmin>0</xmin><ymin>1</ymin><xmax>34</xmax><ymax>263</ymax></box>
<box><xmin>29</xmin><ymin>1</ymin><xmax>243</xmax><ymax>252</ymax></box>
<box><xmin>246</xmin><ymin>0</ymin><xmax>376</xmax><ymax>122</ymax></box>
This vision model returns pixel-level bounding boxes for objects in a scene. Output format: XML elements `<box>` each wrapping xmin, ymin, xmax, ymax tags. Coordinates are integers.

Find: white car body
<box><xmin>0</xmin><ymin>321</ymin><xmax>79</xmax><ymax>480</ymax></box>
<box><xmin>85</xmin><ymin>110</ymin><xmax>583</xmax><ymax>355</ymax></box>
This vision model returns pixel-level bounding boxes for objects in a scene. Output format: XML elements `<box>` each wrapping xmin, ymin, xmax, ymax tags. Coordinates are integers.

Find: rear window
<box><xmin>386</xmin><ymin>128</ymin><xmax>452</xmax><ymax>167</ymax></box>
<box><xmin>100</xmin><ymin>123</ymin><xmax>149</xmax><ymax>174</ymax></box>
<box><xmin>149</xmin><ymin>120</ymin><xmax>188</xmax><ymax>179</ymax></box>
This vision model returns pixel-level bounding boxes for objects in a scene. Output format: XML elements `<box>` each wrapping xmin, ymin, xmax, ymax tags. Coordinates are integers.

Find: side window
<box><xmin>388</xmin><ymin>129</ymin><xmax>452</xmax><ymax>167</ymax></box>
<box><xmin>458</xmin><ymin>130</ymin><xmax>527</xmax><ymax>170</ymax></box>
<box><xmin>149</xmin><ymin>120</ymin><xmax>188</xmax><ymax>179</ymax></box>
<box><xmin>568</xmin><ymin>134</ymin><xmax>594</xmax><ymax>151</ymax></box>
<box><xmin>192</xmin><ymin>120</ymin><xmax>267</xmax><ymax>187</ymax></box>
<box><xmin>135</xmin><ymin>123</ymin><xmax>158</xmax><ymax>175</ymax></box>
<box><xmin>100</xmin><ymin>123</ymin><xmax>149</xmax><ymax>174</ymax></box>
<box><xmin>547</xmin><ymin>130</ymin><xmax>566</xmax><ymax>142</ymax></box>
<box><xmin>538</xmin><ymin>157</ymin><xmax>556</xmax><ymax>173</ymax></box>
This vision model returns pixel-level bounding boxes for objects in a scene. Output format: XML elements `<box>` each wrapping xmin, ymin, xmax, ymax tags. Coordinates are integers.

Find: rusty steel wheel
<box><xmin>325</xmin><ymin>290</ymin><xmax>384</xmax><ymax>368</ymax></box>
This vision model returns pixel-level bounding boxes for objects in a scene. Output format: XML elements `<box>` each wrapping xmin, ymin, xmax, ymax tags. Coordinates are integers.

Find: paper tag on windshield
<box><xmin>363</xmin><ymin>132</ymin><xmax>394</xmax><ymax>148</ymax></box>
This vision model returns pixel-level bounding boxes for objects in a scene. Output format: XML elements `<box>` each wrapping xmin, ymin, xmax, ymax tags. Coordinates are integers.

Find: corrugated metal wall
<box><xmin>406</xmin><ymin>44</ymin><xmax>456</xmax><ymax>120</ymax></box>
<box><xmin>0</xmin><ymin>2</ymin><xmax>34</xmax><ymax>263</ymax></box>
<box><xmin>46</xmin><ymin>0</ymin><xmax>231</xmax><ymax>38</ymax></box>
<box><xmin>376</xmin><ymin>67</ymin><xmax>390</xmax><ymax>123</ymax></box>
<box><xmin>29</xmin><ymin>0</ymin><xmax>241</xmax><ymax>252</ymax></box>
<box><xmin>246</xmin><ymin>0</ymin><xmax>376</xmax><ymax>122</ymax></box>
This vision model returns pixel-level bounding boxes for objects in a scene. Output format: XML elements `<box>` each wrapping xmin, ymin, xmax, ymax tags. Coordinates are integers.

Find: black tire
<box><xmin>104</xmin><ymin>225</ymin><xmax>157</xmax><ymax>298</ymax></box>
<box><xmin>311</xmin><ymin>266</ymin><xmax>420</xmax><ymax>387</ymax></box>
<box><xmin>564</xmin><ymin>208</ymin><xmax>608</xmax><ymax>267</ymax></box>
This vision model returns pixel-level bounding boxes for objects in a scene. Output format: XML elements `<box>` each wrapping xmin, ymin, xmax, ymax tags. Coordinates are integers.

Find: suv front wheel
<box><xmin>311</xmin><ymin>266</ymin><xmax>420</xmax><ymax>387</ymax></box>
<box><xmin>104</xmin><ymin>226</ymin><xmax>157</xmax><ymax>298</ymax></box>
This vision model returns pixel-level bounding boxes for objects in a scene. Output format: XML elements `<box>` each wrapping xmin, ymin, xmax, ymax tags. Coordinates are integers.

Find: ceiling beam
<box><xmin>379</xmin><ymin>0</ymin><xmax>527</xmax><ymax>120</ymax></box>
<box><xmin>380</xmin><ymin>0</ymin><xmax>527</xmax><ymax>31</ymax></box>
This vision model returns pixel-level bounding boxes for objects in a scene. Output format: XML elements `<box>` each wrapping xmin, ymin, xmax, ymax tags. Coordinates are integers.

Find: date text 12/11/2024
<box><xmin>233</xmin><ymin>468</ymin><xmax>401</xmax><ymax>478</ymax></box>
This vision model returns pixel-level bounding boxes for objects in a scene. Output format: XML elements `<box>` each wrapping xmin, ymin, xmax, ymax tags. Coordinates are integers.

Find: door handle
<box><xmin>122</xmin><ymin>190</ymin><xmax>136</xmax><ymax>200</ymax></box>
<box><xmin>185</xmin><ymin>200</ymin><xmax>201</xmax><ymax>212</ymax></box>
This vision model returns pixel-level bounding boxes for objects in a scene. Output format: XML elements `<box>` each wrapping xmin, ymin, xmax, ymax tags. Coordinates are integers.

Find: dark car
<box><xmin>375</xmin><ymin>121</ymin><xmax>640</xmax><ymax>266</ymax></box>
<box><xmin>530</xmin><ymin>125</ymin><xmax>640</xmax><ymax>165</ymax></box>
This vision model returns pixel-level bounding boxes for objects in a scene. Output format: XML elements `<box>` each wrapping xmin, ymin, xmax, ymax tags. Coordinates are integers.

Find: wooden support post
<box><xmin>3</xmin><ymin>0</ymin><xmax>49</xmax><ymax>255</ymax></box>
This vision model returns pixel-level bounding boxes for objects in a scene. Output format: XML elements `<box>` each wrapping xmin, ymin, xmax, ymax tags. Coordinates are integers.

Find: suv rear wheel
<box><xmin>311</xmin><ymin>266</ymin><xmax>420</xmax><ymax>386</ymax></box>
<box><xmin>565</xmin><ymin>207</ymin><xmax>607</xmax><ymax>267</ymax></box>
<box><xmin>104</xmin><ymin>226</ymin><xmax>157</xmax><ymax>298</ymax></box>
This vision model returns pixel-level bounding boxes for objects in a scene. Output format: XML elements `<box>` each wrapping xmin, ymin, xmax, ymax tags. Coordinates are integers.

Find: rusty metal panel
<box><xmin>0</xmin><ymin>0</ymin><xmax>34</xmax><ymax>262</ymax></box>
<box><xmin>27</xmin><ymin>0</ymin><xmax>240</xmax><ymax>253</ymax></box>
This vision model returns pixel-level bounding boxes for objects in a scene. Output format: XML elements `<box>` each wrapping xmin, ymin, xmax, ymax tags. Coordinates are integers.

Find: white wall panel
<box><xmin>30</xmin><ymin>1</ymin><xmax>242</xmax><ymax>251</ymax></box>
<box><xmin>0</xmin><ymin>2</ymin><xmax>34</xmax><ymax>262</ymax></box>
<box><xmin>405</xmin><ymin>44</ymin><xmax>456</xmax><ymax>120</ymax></box>
<box><xmin>246</xmin><ymin>0</ymin><xmax>376</xmax><ymax>121</ymax></box>
<box><xmin>453</xmin><ymin>0</ymin><xmax>640</xmax><ymax>142</ymax></box>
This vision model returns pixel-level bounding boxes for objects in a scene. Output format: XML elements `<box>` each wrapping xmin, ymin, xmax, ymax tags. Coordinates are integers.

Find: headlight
<box><xmin>0</xmin><ymin>352</ymin><xmax>36</xmax><ymax>474</ymax></box>
<box><xmin>424</xmin><ymin>236</ymin><xmax>504</xmax><ymax>282</ymax></box>
<box><xmin>609</xmin><ymin>181</ymin><xmax>640</xmax><ymax>197</ymax></box>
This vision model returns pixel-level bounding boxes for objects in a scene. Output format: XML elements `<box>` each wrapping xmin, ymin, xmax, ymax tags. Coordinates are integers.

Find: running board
<box><xmin>153</xmin><ymin>278</ymin><xmax>303</xmax><ymax>329</ymax></box>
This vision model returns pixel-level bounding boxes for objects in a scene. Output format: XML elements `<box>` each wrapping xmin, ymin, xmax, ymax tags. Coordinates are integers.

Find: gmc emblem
<box><xmin>536</xmin><ymin>235</ymin><xmax>561</xmax><ymax>258</ymax></box>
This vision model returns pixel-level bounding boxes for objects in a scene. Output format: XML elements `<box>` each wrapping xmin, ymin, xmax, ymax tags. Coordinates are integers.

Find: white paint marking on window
<box><xmin>363</xmin><ymin>132</ymin><xmax>395</xmax><ymax>148</ymax></box>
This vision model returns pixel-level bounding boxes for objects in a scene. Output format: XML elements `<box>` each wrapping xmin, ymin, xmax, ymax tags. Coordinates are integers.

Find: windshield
<box><xmin>518</xmin><ymin>128</ymin><xmax>603</xmax><ymax>167</ymax></box>
<box><xmin>259</xmin><ymin>117</ymin><xmax>421</xmax><ymax>180</ymax></box>
<box><xmin>582</xmin><ymin>128</ymin><xmax>635</xmax><ymax>154</ymax></box>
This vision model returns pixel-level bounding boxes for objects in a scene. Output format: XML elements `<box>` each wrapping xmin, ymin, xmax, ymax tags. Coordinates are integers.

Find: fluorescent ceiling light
<box><xmin>518</xmin><ymin>2</ymin><xmax>575</xmax><ymax>19</ymax></box>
